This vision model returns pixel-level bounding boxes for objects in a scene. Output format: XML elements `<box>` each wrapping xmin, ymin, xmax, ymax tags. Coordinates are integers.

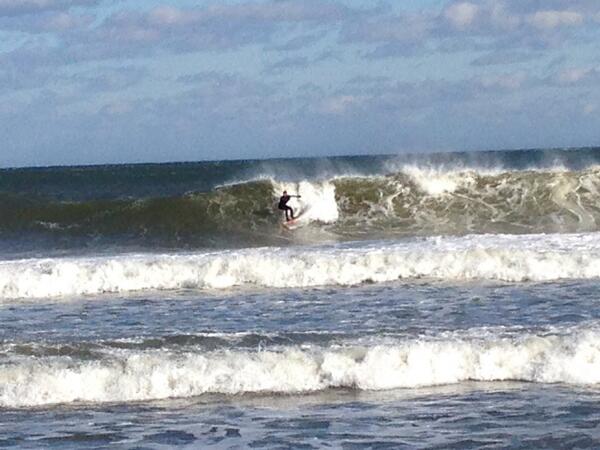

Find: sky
<box><xmin>0</xmin><ymin>0</ymin><xmax>599</xmax><ymax>167</ymax></box>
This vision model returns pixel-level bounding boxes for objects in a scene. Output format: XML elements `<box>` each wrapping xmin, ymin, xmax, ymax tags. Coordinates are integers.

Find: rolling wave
<box><xmin>3</xmin><ymin>166</ymin><xmax>600</xmax><ymax>247</ymax></box>
<box><xmin>0</xmin><ymin>181</ymin><xmax>279</xmax><ymax>249</ymax></box>
<box><xmin>2</xmin><ymin>233</ymin><xmax>600</xmax><ymax>300</ymax></box>
<box><xmin>334</xmin><ymin>166</ymin><xmax>600</xmax><ymax>235</ymax></box>
<box><xmin>2</xmin><ymin>325</ymin><xmax>599</xmax><ymax>407</ymax></box>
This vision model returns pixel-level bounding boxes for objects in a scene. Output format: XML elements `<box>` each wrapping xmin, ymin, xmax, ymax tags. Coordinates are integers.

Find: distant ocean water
<box><xmin>2</xmin><ymin>148</ymin><xmax>600</xmax><ymax>448</ymax></box>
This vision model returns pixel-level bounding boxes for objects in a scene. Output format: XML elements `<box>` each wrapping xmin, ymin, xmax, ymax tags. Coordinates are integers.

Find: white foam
<box><xmin>390</xmin><ymin>163</ymin><xmax>595</xmax><ymax>197</ymax></box>
<box><xmin>3</xmin><ymin>232</ymin><xmax>600</xmax><ymax>300</ymax></box>
<box><xmin>3</xmin><ymin>326</ymin><xmax>600</xmax><ymax>407</ymax></box>
<box><xmin>384</xmin><ymin>158</ymin><xmax>581</xmax><ymax>180</ymax></box>
<box><xmin>402</xmin><ymin>165</ymin><xmax>480</xmax><ymax>195</ymax></box>
<box><xmin>273</xmin><ymin>180</ymin><xmax>339</xmax><ymax>224</ymax></box>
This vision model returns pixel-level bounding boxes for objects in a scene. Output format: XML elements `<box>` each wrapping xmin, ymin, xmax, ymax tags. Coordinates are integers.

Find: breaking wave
<box><xmin>2</xmin><ymin>232</ymin><xmax>600</xmax><ymax>300</ymax></box>
<box><xmin>2</xmin><ymin>325</ymin><xmax>600</xmax><ymax>407</ymax></box>
<box><xmin>333</xmin><ymin>166</ymin><xmax>600</xmax><ymax>236</ymax></box>
<box><xmin>3</xmin><ymin>166</ymin><xmax>600</xmax><ymax>249</ymax></box>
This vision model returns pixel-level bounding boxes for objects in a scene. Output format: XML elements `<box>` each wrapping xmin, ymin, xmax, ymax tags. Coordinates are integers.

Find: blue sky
<box><xmin>1</xmin><ymin>0</ymin><xmax>599</xmax><ymax>167</ymax></box>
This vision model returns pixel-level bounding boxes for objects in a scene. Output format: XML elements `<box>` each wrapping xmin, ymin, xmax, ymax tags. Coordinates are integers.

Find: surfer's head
<box><xmin>283</xmin><ymin>190</ymin><xmax>287</xmax><ymax>195</ymax></box>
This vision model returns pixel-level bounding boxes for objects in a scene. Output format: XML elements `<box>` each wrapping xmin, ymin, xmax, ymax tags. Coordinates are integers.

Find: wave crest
<box><xmin>2</xmin><ymin>233</ymin><xmax>600</xmax><ymax>300</ymax></box>
<box><xmin>2</xmin><ymin>326</ymin><xmax>600</xmax><ymax>407</ymax></box>
<box><xmin>333</xmin><ymin>167</ymin><xmax>600</xmax><ymax>235</ymax></box>
<box><xmin>3</xmin><ymin>167</ymin><xmax>600</xmax><ymax>248</ymax></box>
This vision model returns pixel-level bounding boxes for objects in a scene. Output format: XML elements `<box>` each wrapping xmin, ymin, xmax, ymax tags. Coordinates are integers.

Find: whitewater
<box><xmin>3</xmin><ymin>232</ymin><xmax>600</xmax><ymax>300</ymax></box>
<box><xmin>3</xmin><ymin>324</ymin><xmax>600</xmax><ymax>408</ymax></box>
<box><xmin>3</xmin><ymin>148</ymin><xmax>600</xmax><ymax>448</ymax></box>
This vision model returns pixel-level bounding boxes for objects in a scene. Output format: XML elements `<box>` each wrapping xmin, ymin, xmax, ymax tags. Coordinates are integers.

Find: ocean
<box><xmin>2</xmin><ymin>147</ymin><xmax>600</xmax><ymax>448</ymax></box>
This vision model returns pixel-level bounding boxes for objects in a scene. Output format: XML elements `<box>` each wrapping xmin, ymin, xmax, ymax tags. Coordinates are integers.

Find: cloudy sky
<box><xmin>1</xmin><ymin>0</ymin><xmax>599</xmax><ymax>167</ymax></box>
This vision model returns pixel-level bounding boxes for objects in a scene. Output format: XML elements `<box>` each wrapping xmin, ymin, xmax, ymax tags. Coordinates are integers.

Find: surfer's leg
<box><xmin>279</xmin><ymin>206</ymin><xmax>289</xmax><ymax>221</ymax></box>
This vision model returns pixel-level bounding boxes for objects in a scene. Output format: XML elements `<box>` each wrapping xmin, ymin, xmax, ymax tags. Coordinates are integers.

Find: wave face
<box><xmin>2</xmin><ymin>148</ymin><xmax>600</xmax><ymax>252</ymax></box>
<box><xmin>2</xmin><ymin>167</ymin><xmax>600</xmax><ymax>250</ymax></box>
<box><xmin>333</xmin><ymin>166</ymin><xmax>600</xmax><ymax>236</ymax></box>
<box><xmin>0</xmin><ymin>181</ymin><xmax>281</xmax><ymax>249</ymax></box>
<box><xmin>2</xmin><ymin>325</ymin><xmax>599</xmax><ymax>407</ymax></box>
<box><xmin>2</xmin><ymin>233</ymin><xmax>600</xmax><ymax>300</ymax></box>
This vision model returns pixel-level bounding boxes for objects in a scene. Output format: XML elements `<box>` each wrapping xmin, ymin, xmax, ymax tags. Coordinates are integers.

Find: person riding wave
<box><xmin>278</xmin><ymin>190</ymin><xmax>301</xmax><ymax>222</ymax></box>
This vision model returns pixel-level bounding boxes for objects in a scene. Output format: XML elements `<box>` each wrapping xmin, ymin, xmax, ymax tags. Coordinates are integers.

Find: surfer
<box><xmin>278</xmin><ymin>190</ymin><xmax>301</xmax><ymax>222</ymax></box>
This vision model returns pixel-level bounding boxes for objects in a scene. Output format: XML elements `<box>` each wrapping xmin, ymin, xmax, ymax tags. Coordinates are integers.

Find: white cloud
<box><xmin>444</xmin><ymin>2</ymin><xmax>479</xmax><ymax>30</ymax></box>
<box><xmin>153</xmin><ymin>0</ymin><xmax>347</xmax><ymax>26</ymax></box>
<box><xmin>43</xmin><ymin>12</ymin><xmax>92</xmax><ymax>32</ymax></box>
<box><xmin>488</xmin><ymin>3</ymin><xmax>521</xmax><ymax>30</ymax></box>
<box><xmin>91</xmin><ymin>0</ymin><xmax>350</xmax><ymax>54</ymax></box>
<box><xmin>557</xmin><ymin>67</ymin><xmax>592</xmax><ymax>84</ymax></box>
<box><xmin>0</xmin><ymin>0</ymin><xmax>97</xmax><ymax>17</ymax></box>
<box><xmin>320</xmin><ymin>95</ymin><xmax>362</xmax><ymax>114</ymax></box>
<box><xmin>104</xmin><ymin>100</ymin><xmax>133</xmax><ymax>115</ymax></box>
<box><xmin>527</xmin><ymin>10</ymin><xmax>583</xmax><ymax>30</ymax></box>
<box><xmin>583</xmin><ymin>103</ymin><xmax>596</xmax><ymax>115</ymax></box>
<box><xmin>148</xmin><ymin>6</ymin><xmax>189</xmax><ymax>26</ymax></box>
<box><xmin>212</xmin><ymin>1</ymin><xmax>346</xmax><ymax>22</ymax></box>
<box><xmin>479</xmin><ymin>72</ymin><xmax>527</xmax><ymax>90</ymax></box>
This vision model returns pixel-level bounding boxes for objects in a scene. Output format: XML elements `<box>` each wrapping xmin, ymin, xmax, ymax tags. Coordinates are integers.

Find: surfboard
<box><xmin>282</xmin><ymin>213</ymin><xmax>306</xmax><ymax>230</ymax></box>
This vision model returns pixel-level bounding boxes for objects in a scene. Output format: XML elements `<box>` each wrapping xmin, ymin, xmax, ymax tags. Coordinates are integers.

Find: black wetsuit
<box><xmin>278</xmin><ymin>195</ymin><xmax>294</xmax><ymax>221</ymax></box>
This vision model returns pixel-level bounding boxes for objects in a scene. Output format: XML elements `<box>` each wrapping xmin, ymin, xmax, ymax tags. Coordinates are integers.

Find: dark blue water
<box><xmin>2</xmin><ymin>148</ymin><xmax>598</xmax><ymax>201</ymax></box>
